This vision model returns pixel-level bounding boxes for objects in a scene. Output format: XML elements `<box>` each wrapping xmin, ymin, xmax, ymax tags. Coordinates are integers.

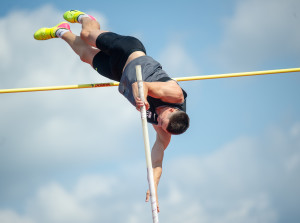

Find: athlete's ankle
<box><xmin>78</xmin><ymin>14</ymin><xmax>96</xmax><ymax>23</ymax></box>
<box><xmin>55</xmin><ymin>28</ymin><xmax>70</xmax><ymax>38</ymax></box>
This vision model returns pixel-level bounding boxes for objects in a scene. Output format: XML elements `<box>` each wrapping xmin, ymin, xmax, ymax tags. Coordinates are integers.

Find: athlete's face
<box><xmin>157</xmin><ymin>108</ymin><xmax>176</xmax><ymax>132</ymax></box>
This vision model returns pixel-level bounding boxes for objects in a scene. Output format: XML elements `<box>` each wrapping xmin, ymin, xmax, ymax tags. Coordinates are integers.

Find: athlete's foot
<box><xmin>34</xmin><ymin>22</ymin><xmax>71</xmax><ymax>40</ymax></box>
<box><xmin>63</xmin><ymin>10</ymin><xmax>96</xmax><ymax>23</ymax></box>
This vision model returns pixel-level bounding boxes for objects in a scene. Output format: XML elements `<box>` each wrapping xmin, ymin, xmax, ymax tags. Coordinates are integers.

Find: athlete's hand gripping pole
<box><xmin>136</xmin><ymin>65</ymin><xmax>159</xmax><ymax>223</ymax></box>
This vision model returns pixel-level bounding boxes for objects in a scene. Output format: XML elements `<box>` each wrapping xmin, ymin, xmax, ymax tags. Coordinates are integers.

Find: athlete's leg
<box><xmin>80</xmin><ymin>17</ymin><xmax>108</xmax><ymax>48</ymax></box>
<box><xmin>33</xmin><ymin>19</ymin><xmax>113</xmax><ymax>79</ymax></box>
<box><xmin>61</xmin><ymin>31</ymin><xmax>99</xmax><ymax>65</ymax></box>
<box><xmin>63</xmin><ymin>10</ymin><xmax>108</xmax><ymax>48</ymax></box>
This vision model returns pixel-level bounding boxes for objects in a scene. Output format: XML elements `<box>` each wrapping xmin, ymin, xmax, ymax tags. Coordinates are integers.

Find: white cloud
<box><xmin>0</xmin><ymin>5</ymin><xmax>138</xmax><ymax>172</ymax></box>
<box><xmin>74</xmin><ymin>174</ymin><xmax>117</xmax><ymax>201</ymax></box>
<box><xmin>0</xmin><ymin>123</ymin><xmax>299</xmax><ymax>223</ymax></box>
<box><xmin>158</xmin><ymin>39</ymin><xmax>200</xmax><ymax>77</ymax></box>
<box><xmin>26</xmin><ymin>183</ymin><xmax>93</xmax><ymax>223</ymax></box>
<box><xmin>10</xmin><ymin>173</ymin><xmax>148</xmax><ymax>223</ymax></box>
<box><xmin>158</xmin><ymin>123</ymin><xmax>300</xmax><ymax>223</ymax></box>
<box><xmin>0</xmin><ymin>6</ymin><xmax>141</xmax><ymax>214</ymax></box>
<box><xmin>215</xmin><ymin>0</ymin><xmax>300</xmax><ymax>70</ymax></box>
<box><xmin>291</xmin><ymin>122</ymin><xmax>300</xmax><ymax>138</ymax></box>
<box><xmin>0</xmin><ymin>210</ymin><xmax>34</xmax><ymax>223</ymax></box>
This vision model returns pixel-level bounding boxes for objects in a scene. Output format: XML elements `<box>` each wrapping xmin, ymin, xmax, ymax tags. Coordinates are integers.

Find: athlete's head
<box><xmin>167</xmin><ymin>110</ymin><xmax>190</xmax><ymax>134</ymax></box>
<box><xmin>157</xmin><ymin>107</ymin><xmax>190</xmax><ymax>135</ymax></box>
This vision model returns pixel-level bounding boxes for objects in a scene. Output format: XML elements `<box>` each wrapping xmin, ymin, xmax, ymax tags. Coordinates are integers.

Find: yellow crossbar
<box><xmin>0</xmin><ymin>68</ymin><xmax>299</xmax><ymax>94</ymax></box>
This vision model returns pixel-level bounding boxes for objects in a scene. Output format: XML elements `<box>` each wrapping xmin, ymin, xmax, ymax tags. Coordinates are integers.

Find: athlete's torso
<box><xmin>119</xmin><ymin>56</ymin><xmax>187</xmax><ymax>124</ymax></box>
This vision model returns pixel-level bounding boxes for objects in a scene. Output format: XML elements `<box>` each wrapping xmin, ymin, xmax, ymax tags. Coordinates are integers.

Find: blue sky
<box><xmin>0</xmin><ymin>0</ymin><xmax>300</xmax><ymax>223</ymax></box>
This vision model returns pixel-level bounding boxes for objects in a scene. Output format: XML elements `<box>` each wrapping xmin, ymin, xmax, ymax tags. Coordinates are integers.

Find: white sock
<box><xmin>77</xmin><ymin>14</ymin><xmax>89</xmax><ymax>23</ymax></box>
<box><xmin>56</xmin><ymin>29</ymin><xmax>70</xmax><ymax>38</ymax></box>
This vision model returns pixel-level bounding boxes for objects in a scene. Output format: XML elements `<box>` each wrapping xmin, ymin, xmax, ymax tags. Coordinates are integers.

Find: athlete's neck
<box><xmin>155</xmin><ymin>106</ymin><xmax>169</xmax><ymax>115</ymax></box>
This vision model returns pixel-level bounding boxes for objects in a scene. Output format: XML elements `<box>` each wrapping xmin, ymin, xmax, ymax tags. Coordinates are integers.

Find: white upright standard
<box><xmin>135</xmin><ymin>65</ymin><xmax>159</xmax><ymax>223</ymax></box>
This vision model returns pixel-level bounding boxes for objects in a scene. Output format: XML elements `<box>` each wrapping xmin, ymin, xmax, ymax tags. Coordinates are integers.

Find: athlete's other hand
<box><xmin>145</xmin><ymin>189</ymin><xmax>160</xmax><ymax>212</ymax></box>
<box><xmin>135</xmin><ymin>96</ymin><xmax>149</xmax><ymax>111</ymax></box>
<box><xmin>132</xmin><ymin>82</ymin><xmax>149</xmax><ymax>111</ymax></box>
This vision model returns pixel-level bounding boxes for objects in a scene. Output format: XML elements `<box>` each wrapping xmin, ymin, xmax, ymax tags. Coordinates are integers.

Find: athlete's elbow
<box><xmin>174</xmin><ymin>93</ymin><xmax>184</xmax><ymax>104</ymax></box>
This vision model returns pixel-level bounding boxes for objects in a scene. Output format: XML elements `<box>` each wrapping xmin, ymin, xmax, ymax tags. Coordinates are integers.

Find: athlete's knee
<box><xmin>81</xmin><ymin>29</ymin><xmax>102</xmax><ymax>47</ymax></box>
<box><xmin>81</xmin><ymin>20</ymin><xmax>100</xmax><ymax>38</ymax></box>
<box><xmin>80</xmin><ymin>29</ymin><xmax>91</xmax><ymax>42</ymax></box>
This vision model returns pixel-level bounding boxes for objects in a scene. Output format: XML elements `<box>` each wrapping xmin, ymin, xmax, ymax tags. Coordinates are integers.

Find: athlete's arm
<box><xmin>144</xmin><ymin>81</ymin><xmax>184</xmax><ymax>104</ymax></box>
<box><xmin>145</xmin><ymin>124</ymin><xmax>171</xmax><ymax>212</ymax></box>
<box><xmin>132</xmin><ymin>80</ymin><xmax>184</xmax><ymax>110</ymax></box>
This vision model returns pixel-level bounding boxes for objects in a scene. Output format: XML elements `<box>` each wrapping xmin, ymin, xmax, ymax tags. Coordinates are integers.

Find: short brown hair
<box><xmin>166</xmin><ymin>111</ymin><xmax>190</xmax><ymax>135</ymax></box>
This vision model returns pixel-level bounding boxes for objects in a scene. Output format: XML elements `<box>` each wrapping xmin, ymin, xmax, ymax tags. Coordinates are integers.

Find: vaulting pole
<box><xmin>136</xmin><ymin>65</ymin><xmax>159</xmax><ymax>223</ymax></box>
<box><xmin>0</xmin><ymin>67</ymin><xmax>299</xmax><ymax>94</ymax></box>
